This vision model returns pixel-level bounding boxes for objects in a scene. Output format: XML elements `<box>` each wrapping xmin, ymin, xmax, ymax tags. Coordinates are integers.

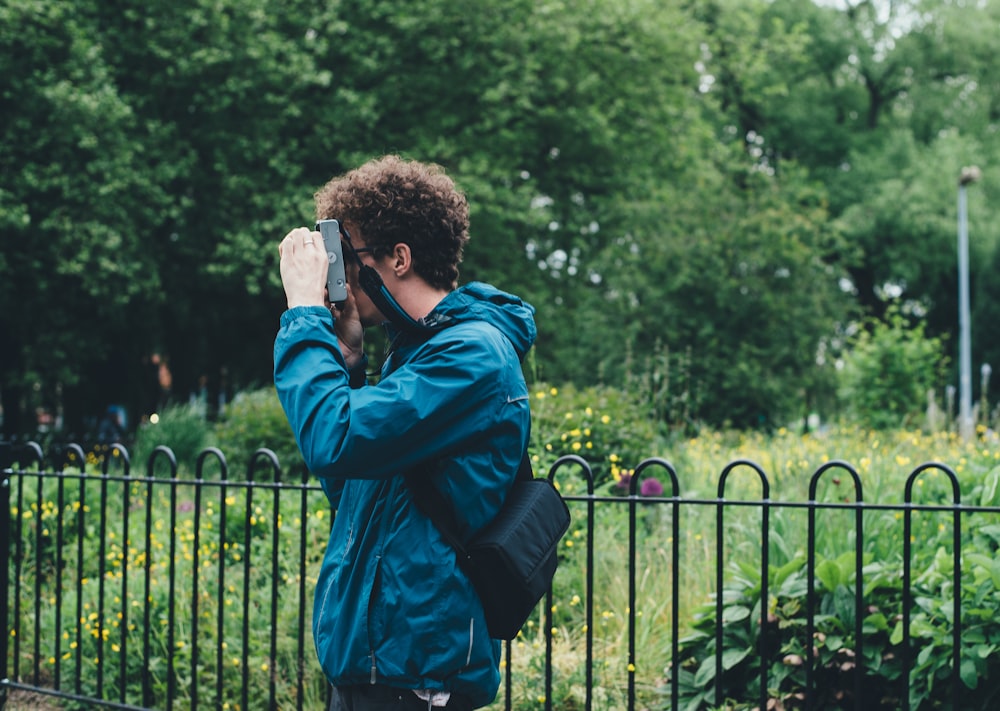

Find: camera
<box><xmin>316</xmin><ymin>219</ymin><xmax>348</xmax><ymax>303</ymax></box>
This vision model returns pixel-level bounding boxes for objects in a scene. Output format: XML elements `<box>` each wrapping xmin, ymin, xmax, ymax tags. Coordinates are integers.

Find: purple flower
<box><xmin>640</xmin><ymin>478</ymin><xmax>664</xmax><ymax>497</ymax></box>
<box><xmin>615</xmin><ymin>472</ymin><xmax>633</xmax><ymax>491</ymax></box>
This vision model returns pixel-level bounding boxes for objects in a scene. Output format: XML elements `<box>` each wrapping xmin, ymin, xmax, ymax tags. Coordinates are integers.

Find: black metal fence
<box><xmin>3</xmin><ymin>440</ymin><xmax>998</xmax><ymax>710</ymax></box>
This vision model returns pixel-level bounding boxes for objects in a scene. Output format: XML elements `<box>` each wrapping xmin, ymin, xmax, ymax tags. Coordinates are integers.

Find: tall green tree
<box><xmin>698</xmin><ymin>0</ymin><xmax>1000</xmax><ymax>410</ymax></box>
<box><xmin>308</xmin><ymin>0</ymin><xmax>711</xmax><ymax>382</ymax></box>
<box><xmin>590</xmin><ymin>157</ymin><xmax>850</xmax><ymax>428</ymax></box>
<box><xmin>0</xmin><ymin>0</ymin><xmax>171</xmax><ymax>435</ymax></box>
<box><xmin>90</xmin><ymin>0</ymin><xmax>330</xmax><ymax>414</ymax></box>
<box><xmin>5</xmin><ymin>0</ymin><xmax>998</xmax><ymax>437</ymax></box>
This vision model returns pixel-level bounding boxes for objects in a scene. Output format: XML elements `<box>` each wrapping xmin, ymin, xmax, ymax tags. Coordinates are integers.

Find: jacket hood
<box><xmin>419</xmin><ymin>282</ymin><xmax>537</xmax><ymax>362</ymax></box>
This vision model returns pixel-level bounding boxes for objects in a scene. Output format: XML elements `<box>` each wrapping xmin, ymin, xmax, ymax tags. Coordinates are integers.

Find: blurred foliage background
<box><xmin>2</xmin><ymin>0</ymin><xmax>999</xmax><ymax>438</ymax></box>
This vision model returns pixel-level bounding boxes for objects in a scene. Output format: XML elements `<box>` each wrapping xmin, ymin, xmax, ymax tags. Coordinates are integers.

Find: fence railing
<box><xmin>3</xmin><ymin>441</ymin><xmax>998</xmax><ymax>710</ymax></box>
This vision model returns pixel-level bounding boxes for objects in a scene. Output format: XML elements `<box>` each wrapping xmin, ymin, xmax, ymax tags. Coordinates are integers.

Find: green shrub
<box><xmin>667</xmin><ymin>517</ymin><xmax>1000</xmax><ymax>710</ymax></box>
<box><xmin>211</xmin><ymin>386</ymin><xmax>303</xmax><ymax>480</ymax></box>
<box><xmin>838</xmin><ymin>308</ymin><xmax>949</xmax><ymax>430</ymax></box>
<box><xmin>132</xmin><ymin>403</ymin><xmax>211</xmax><ymax>474</ymax></box>
<box><xmin>529</xmin><ymin>381</ymin><xmax>666</xmax><ymax>490</ymax></box>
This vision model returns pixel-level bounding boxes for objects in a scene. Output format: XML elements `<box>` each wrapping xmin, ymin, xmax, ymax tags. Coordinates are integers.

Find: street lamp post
<box><xmin>958</xmin><ymin>166</ymin><xmax>981</xmax><ymax>441</ymax></box>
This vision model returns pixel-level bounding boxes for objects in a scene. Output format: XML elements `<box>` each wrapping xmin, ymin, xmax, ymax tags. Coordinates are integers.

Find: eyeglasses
<box><xmin>335</xmin><ymin>223</ymin><xmax>377</xmax><ymax>266</ymax></box>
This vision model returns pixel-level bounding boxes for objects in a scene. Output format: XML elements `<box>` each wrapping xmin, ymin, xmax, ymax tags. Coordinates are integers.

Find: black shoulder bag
<box><xmin>406</xmin><ymin>453</ymin><xmax>571</xmax><ymax>640</ymax></box>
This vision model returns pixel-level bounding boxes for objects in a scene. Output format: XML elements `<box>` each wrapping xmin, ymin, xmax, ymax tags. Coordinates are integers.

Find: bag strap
<box><xmin>405</xmin><ymin>450</ymin><xmax>533</xmax><ymax>565</ymax></box>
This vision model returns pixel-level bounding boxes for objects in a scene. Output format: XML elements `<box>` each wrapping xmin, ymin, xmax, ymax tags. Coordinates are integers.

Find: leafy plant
<box><xmin>837</xmin><ymin>308</ymin><xmax>950</xmax><ymax>431</ymax></box>
<box><xmin>667</xmin><ymin>526</ymin><xmax>1000</xmax><ymax>710</ymax></box>
<box><xmin>210</xmin><ymin>387</ymin><xmax>303</xmax><ymax>480</ymax></box>
<box><xmin>529</xmin><ymin>382</ymin><xmax>665</xmax><ymax>490</ymax></box>
<box><xmin>132</xmin><ymin>403</ymin><xmax>212</xmax><ymax>474</ymax></box>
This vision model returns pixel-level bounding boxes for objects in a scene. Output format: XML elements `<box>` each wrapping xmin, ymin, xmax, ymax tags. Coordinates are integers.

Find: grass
<box><xmin>6</xmin><ymin>394</ymin><xmax>1000</xmax><ymax>709</ymax></box>
<box><xmin>496</xmin><ymin>397</ymin><xmax>1000</xmax><ymax>709</ymax></box>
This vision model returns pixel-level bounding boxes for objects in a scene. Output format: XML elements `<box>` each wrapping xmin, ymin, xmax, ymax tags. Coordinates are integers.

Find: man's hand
<box><xmin>279</xmin><ymin>227</ymin><xmax>328</xmax><ymax>309</ymax></box>
<box><xmin>331</xmin><ymin>284</ymin><xmax>365</xmax><ymax>370</ymax></box>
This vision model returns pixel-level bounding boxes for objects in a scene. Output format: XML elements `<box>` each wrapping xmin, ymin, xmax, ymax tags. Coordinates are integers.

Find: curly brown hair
<box><xmin>314</xmin><ymin>155</ymin><xmax>469</xmax><ymax>291</ymax></box>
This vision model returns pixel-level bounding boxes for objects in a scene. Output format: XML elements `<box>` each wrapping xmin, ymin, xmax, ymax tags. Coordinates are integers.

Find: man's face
<box><xmin>344</xmin><ymin>227</ymin><xmax>388</xmax><ymax>328</ymax></box>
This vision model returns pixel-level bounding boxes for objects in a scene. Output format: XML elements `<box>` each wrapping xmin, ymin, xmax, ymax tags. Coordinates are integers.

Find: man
<box><xmin>274</xmin><ymin>155</ymin><xmax>536</xmax><ymax>710</ymax></box>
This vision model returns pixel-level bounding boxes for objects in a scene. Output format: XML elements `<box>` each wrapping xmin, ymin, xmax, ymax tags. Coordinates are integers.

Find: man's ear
<box><xmin>391</xmin><ymin>243</ymin><xmax>412</xmax><ymax>276</ymax></box>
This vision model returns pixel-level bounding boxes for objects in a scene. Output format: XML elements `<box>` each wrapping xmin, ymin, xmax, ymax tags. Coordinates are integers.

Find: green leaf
<box><xmin>693</xmin><ymin>656</ymin><xmax>716</xmax><ymax>687</ymax></box>
<box><xmin>864</xmin><ymin>612</ymin><xmax>889</xmax><ymax>632</ymax></box>
<box><xmin>979</xmin><ymin>466</ymin><xmax>1000</xmax><ymax>507</ymax></box>
<box><xmin>965</xmin><ymin>552</ymin><xmax>994</xmax><ymax>570</ymax></box>
<box><xmin>911</xmin><ymin>617</ymin><xmax>938</xmax><ymax>639</ymax></box>
<box><xmin>834</xmin><ymin>551</ymin><xmax>857</xmax><ymax>579</ymax></box>
<box><xmin>960</xmin><ymin>657</ymin><xmax>979</xmax><ymax>690</ymax></box>
<box><xmin>773</xmin><ymin>554</ymin><xmax>806</xmax><ymax>588</ymax></box>
<box><xmin>815</xmin><ymin>559</ymin><xmax>842</xmax><ymax>592</ymax></box>
<box><xmin>917</xmin><ymin>644</ymin><xmax>934</xmax><ymax>666</ymax></box>
<box><xmin>890</xmin><ymin>620</ymin><xmax>904</xmax><ymax>646</ymax></box>
<box><xmin>722</xmin><ymin>647</ymin><xmax>752</xmax><ymax>671</ymax></box>
<box><xmin>722</xmin><ymin>605</ymin><xmax>752</xmax><ymax>624</ymax></box>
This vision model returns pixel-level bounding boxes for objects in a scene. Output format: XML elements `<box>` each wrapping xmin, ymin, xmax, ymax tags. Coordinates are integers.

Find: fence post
<box><xmin>1</xmin><ymin>443</ymin><xmax>12</xmax><ymax>710</ymax></box>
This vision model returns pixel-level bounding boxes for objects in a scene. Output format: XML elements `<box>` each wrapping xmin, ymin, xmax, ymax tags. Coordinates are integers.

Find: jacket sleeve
<box><xmin>274</xmin><ymin>309</ymin><xmax>520</xmax><ymax>482</ymax></box>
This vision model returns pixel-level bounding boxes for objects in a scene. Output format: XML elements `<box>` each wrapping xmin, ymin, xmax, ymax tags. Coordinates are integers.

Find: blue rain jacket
<box><xmin>273</xmin><ymin>282</ymin><xmax>536</xmax><ymax>708</ymax></box>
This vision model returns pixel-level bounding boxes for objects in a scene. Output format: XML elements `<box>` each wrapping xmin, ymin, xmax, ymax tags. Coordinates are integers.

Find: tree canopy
<box><xmin>2</xmin><ymin>0</ymin><xmax>997</xmax><ymax>436</ymax></box>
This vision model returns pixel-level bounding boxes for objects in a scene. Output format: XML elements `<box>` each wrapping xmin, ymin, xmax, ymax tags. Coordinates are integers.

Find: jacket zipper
<box><xmin>367</xmin><ymin>476</ymin><xmax>402</xmax><ymax>685</ymax></box>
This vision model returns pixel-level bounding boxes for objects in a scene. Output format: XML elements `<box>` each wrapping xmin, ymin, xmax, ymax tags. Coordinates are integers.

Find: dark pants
<box><xmin>328</xmin><ymin>685</ymin><xmax>475</xmax><ymax>711</ymax></box>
